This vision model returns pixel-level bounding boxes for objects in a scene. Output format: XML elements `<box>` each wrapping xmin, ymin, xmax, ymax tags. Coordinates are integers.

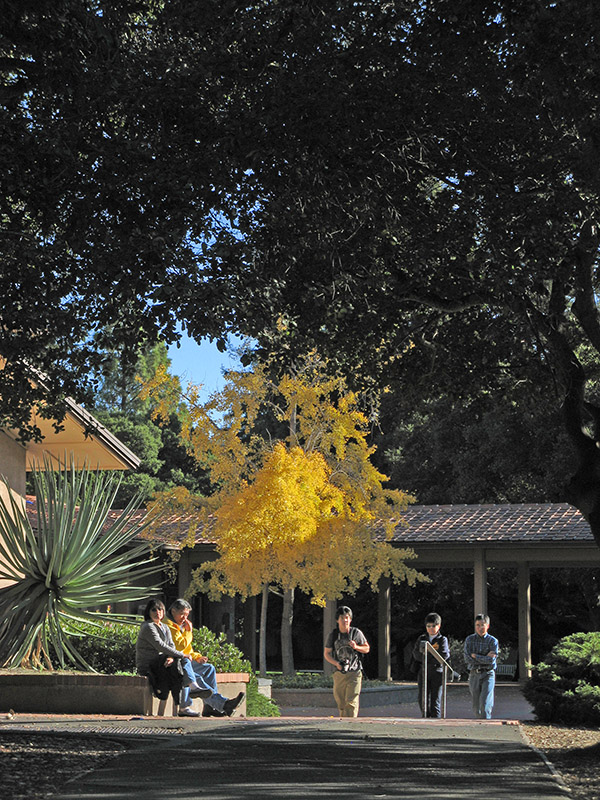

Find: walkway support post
<box><xmin>323</xmin><ymin>600</ymin><xmax>337</xmax><ymax>674</ymax></box>
<box><xmin>378</xmin><ymin>575</ymin><xmax>391</xmax><ymax>681</ymax></box>
<box><xmin>242</xmin><ymin>596</ymin><xmax>257</xmax><ymax>670</ymax></box>
<box><xmin>177</xmin><ymin>549</ymin><xmax>191</xmax><ymax>597</ymax></box>
<box><xmin>473</xmin><ymin>549</ymin><xmax>488</xmax><ymax>616</ymax></box>
<box><xmin>518</xmin><ymin>562</ymin><xmax>532</xmax><ymax>680</ymax></box>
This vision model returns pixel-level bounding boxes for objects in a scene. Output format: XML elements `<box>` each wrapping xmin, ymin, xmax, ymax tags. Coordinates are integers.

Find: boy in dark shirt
<box><xmin>411</xmin><ymin>612</ymin><xmax>451</xmax><ymax>718</ymax></box>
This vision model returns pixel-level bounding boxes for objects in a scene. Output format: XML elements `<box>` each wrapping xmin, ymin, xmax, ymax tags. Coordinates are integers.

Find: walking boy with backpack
<box><xmin>324</xmin><ymin>605</ymin><xmax>370</xmax><ymax>717</ymax></box>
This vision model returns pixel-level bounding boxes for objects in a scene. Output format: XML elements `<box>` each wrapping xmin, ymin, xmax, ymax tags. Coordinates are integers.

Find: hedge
<box><xmin>522</xmin><ymin>631</ymin><xmax>600</xmax><ymax>724</ymax></box>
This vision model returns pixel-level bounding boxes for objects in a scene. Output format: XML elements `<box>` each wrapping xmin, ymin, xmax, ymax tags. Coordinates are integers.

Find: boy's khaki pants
<box><xmin>333</xmin><ymin>670</ymin><xmax>362</xmax><ymax>717</ymax></box>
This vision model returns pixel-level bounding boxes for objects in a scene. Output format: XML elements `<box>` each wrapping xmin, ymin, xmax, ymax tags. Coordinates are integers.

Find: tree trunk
<box><xmin>281</xmin><ymin>586</ymin><xmax>296</xmax><ymax>676</ymax></box>
<box><xmin>259</xmin><ymin>583</ymin><xmax>269</xmax><ymax>677</ymax></box>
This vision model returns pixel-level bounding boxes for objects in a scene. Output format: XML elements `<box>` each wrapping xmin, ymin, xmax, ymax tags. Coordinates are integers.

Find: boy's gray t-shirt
<box><xmin>326</xmin><ymin>626</ymin><xmax>367</xmax><ymax>673</ymax></box>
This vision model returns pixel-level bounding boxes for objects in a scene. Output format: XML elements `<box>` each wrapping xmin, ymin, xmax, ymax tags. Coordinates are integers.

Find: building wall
<box><xmin>0</xmin><ymin>432</ymin><xmax>27</xmax><ymax>588</ymax></box>
<box><xmin>0</xmin><ymin>431</ymin><xmax>26</xmax><ymax>499</ymax></box>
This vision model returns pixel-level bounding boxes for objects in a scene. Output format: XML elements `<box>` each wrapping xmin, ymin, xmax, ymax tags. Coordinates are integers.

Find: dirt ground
<box><xmin>522</xmin><ymin>722</ymin><xmax>600</xmax><ymax>800</ymax></box>
<box><xmin>0</xmin><ymin>731</ymin><xmax>126</xmax><ymax>800</ymax></box>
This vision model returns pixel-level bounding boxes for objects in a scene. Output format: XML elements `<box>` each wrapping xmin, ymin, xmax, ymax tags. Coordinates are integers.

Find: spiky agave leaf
<box><xmin>0</xmin><ymin>457</ymin><xmax>164</xmax><ymax>669</ymax></box>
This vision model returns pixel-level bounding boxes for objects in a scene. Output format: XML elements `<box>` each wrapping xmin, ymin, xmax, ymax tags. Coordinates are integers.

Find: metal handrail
<box><xmin>419</xmin><ymin>640</ymin><xmax>455</xmax><ymax>719</ymax></box>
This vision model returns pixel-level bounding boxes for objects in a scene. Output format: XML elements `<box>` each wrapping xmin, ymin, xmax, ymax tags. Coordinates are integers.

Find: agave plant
<box><xmin>0</xmin><ymin>458</ymin><xmax>163</xmax><ymax>670</ymax></box>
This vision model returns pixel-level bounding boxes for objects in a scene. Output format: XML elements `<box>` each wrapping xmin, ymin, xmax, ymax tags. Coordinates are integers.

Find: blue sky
<box><xmin>167</xmin><ymin>332</ymin><xmax>244</xmax><ymax>400</ymax></box>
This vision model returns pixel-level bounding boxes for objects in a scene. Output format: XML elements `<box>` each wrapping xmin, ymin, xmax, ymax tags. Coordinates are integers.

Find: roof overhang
<box><xmin>402</xmin><ymin>540</ymin><xmax>600</xmax><ymax>568</ymax></box>
<box><xmin>6</xmin><ymin>396</ymin><xmax>140</xmax><ymax>471</ymax></box>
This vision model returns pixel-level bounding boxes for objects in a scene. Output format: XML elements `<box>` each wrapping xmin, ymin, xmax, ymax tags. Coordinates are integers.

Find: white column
<box><xmin>518</xmin><ymin>562</ymin><xmax>532</xmax><ymax>680</ymax></box>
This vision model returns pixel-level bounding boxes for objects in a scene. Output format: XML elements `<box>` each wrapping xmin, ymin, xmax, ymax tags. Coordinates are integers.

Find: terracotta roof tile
<box><xmin>25</xmin><ymin>498</ymin><xmax>594</xmax><ymax>547</ymax></box>
<box><xmin>24</xmin><ymin>496</ymin><xmax>215</xmax><ymax>547</ymax></box>
<box><xmin>382</xmin><ymin>503</ymin><xmax>593</xmax><ymax>544</ymax></box>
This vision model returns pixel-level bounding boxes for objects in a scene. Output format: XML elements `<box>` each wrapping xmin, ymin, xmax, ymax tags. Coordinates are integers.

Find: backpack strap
<box><xmin>330</xmin><ymin>628</ymin><xmax>339</xmax><ymax>650</ymax></box>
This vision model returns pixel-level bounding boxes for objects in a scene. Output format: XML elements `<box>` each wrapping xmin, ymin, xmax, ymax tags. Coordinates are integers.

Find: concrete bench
<box><xmin>0</xmin><ymin>671</ymin><xmax>250</xmax><ymax>716</ymax></box>
<box><xmin>496</xmin><ymin>664</ymin><xmax>517</xmax><ymax>679</ymax></box>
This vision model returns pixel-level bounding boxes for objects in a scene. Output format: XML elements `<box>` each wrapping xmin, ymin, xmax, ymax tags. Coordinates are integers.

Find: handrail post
<box><xmin>421</xmin><ymin>641</ymin><xmax>453</xmax><ymax>719</ymax></box>
<box><xmin>442</xmin><ymin>665</ymin><xmax>447</xmax><ymax>718</ymax></box>
<box><xmin>421</xmin><ymin>643</ymin><xmax>427</xmax><ymax>718</ymax></box>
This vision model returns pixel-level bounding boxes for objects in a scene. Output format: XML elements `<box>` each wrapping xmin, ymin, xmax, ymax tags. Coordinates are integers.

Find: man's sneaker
<box><xmin>202</xmin><ymin>705</ymin><xmax>226</xmax><ymax>718</ymax></box>
<box><xmin>189</xmin><ymin>685</ymin><xmax>213</xmax><ymax>699</ymax></box>
<box><xmin>223</xmin><ymin>692</ymin><xmax>245</xmax><ymax>717</ymax></box>
<box><xmin>178</xmin><ymin>707</ymin><xmax>200</xmax><ymax>717</ymax></box>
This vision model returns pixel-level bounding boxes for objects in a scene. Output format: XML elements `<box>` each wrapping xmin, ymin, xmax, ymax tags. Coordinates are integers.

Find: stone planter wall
<box><xmin>0</xmin><ymin>672</ymin><xmax>250</xmax><ymax>716</ymax></box>
<box><xmin>257</xmin><ymin>677</ymin><xmax>272</xmax><ymax>698</ymax></box>
<box><xmin>272</xmin><ymin>683</ymin><xmax>417</xmax><ymax>709</ymax></box>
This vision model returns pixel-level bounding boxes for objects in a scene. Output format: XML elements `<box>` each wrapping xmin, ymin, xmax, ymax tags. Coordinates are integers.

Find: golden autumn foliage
<box><xmin>141</xmin><ymin>362</ymin><xmax>269</xmax><ymax>492</ymax></box>
<box><xmin>140</xmin><ymin>351</ymin><xmax>421</xmax><ymax>604</ymax></box>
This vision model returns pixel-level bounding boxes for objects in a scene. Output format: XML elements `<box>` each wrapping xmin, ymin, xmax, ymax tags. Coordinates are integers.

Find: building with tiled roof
<box><xmin>23</xmin><ymin>499</ymin><xmax>600</xmax><ymax>681</ymax></box>
<box><xmin>157</xmin><ymin>502</ymin><xmax>600</xmax><ymax>681</ymax></box>
<box><xmin>27</xmin><ymin>500</ymin><xmax>594</xmax><ymax>549</ymax></box>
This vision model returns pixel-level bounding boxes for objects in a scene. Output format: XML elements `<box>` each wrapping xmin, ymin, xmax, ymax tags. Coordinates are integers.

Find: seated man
<box><xmin>166</xmin><ymin>598</ymin><xmax>244</xmax><ymax>718</ymax></box>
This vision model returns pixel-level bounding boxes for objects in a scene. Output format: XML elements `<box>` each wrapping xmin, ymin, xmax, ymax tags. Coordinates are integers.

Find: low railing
<box><xmin>419</xmin><ymin>640</ymin><xmax>456</xmax><ymax>718</ymax></box>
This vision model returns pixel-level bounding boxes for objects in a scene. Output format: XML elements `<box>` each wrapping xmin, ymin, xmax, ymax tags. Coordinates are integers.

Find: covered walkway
<box><xmin>346</xmin><ymin>503</ymin><xmax>600</xmax><ymax>681</ymax></box>
<box><xmin>171</xmin><ymin>502</ymin><xmax>600</xmax><ymax>676</ymax></box>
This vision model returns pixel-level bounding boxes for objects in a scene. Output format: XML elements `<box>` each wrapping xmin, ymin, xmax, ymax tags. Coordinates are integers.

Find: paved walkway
<box><xmin>1</xmin><ymin>685</ymin><xmax>567</xmax><ymax>800</ymax></box>
<box><xmin>50</xmin><ymin>719</ymin><xmax>564</xmax><ymax>800</ymax></box>
<box><xmin>279</xmin><ymin>682</ymin><xmax>534</xmax><ymax>721</ymax></box>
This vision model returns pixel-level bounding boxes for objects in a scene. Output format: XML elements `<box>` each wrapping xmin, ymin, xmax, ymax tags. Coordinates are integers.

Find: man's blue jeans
<box><xmin>468</xmin><ymin>669</ymin><xmax>495</xmax><ymax>719</ymax></box>
<box><xmin>180</xmin><ymin>660</ymin><xmax>228</xmax><ymax>712</ymax></box>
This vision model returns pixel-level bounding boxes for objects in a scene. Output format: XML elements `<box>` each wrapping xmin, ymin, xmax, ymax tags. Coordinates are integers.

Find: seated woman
<box><xmin>166</xmin><ymin>598</ymin><xmax>245</xmax><ymax>718</ymax></box>
<box><xmin>136</xmin><ymin>597</ymin><xmax>211</xmax><ymax>717</ymax></box>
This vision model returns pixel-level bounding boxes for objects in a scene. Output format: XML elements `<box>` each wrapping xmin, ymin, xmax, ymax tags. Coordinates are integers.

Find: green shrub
<box><xmin>58</xmin><ymin>619</ymin><xmax>138</xmax><ymax>673</ymax></box>
<box><xmin>522</xmin><ymin>631</ymin><xmax>600</xmax><ymax>724</ymax></box>
<box><xmin>246</xmin><ymin>676</ymin><xmax>280</xmax><ymax>717</ymax></box>
<box><xmin>448</xmin><ymin>638</ymin><xmax>467</xmax><ymax>678</ymax></box>
<box><xmin>269</xmin><ymin>671</ymin><xmax>393</xmax><ymax>689</ymax></box>
<box><xmin>271</xmin><ymin>671</ymin><xmax>334</xmax><ymax>689</ymax></box>
<box><xmin>0</xmin><ymin>460</ymin><xmax>163</xmax><ymax>670</ymax></box>
<box><xmin>191</xmin><ymin>627</ymin><xmax>253</xmax><ymax>674</ymax></box>
<box><xmin>57</xmin><ymin>618</ymin><xmax>255</xmax><ymax>675</ymax></box>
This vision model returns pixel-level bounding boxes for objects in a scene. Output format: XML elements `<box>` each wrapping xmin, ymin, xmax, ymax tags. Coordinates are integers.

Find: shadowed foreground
<box><xmin>53</xmin><ymin>718</ymin><xmax>566</xmax><ymax>800</ymax></box>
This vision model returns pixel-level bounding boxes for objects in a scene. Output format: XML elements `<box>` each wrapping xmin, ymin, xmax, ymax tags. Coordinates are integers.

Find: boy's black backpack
<box><xmin>329</xmin><ymin>627</ymin><xmax>362</xmax><ymax>672</ymax></box>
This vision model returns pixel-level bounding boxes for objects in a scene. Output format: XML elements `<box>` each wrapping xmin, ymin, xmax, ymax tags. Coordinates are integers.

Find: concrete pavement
<box><xmin>47</xmin><ymin>716</ymin><xmax>566</xmax><ymax>800</ymax></box>
<box><xmin>2</xmin><ymin>685</ymin><xmax>567</xmax><ymax>800</ymax></box>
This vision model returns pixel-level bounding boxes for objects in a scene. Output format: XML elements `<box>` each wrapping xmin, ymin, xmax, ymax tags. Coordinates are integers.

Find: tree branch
<box><xmin>572</xmin><ymin>219</ymin><xmax>600</xmax><ymax>352</ymax></box>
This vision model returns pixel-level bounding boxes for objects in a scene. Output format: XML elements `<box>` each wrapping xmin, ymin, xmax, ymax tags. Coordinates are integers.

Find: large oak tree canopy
<box><xmin>4</xmin><ymin>2</ymin><xmax>600</xmax><ymax>541</ymax></box>
<box><xmin>211</xmin><ymin>0</ymin><xmax>600</xmax><ymax>544</ymax></box>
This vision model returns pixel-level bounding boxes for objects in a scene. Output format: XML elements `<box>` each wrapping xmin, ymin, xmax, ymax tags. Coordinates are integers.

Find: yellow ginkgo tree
<box><xmin>141</xmin><ymin>351</ymin><xmax>422</xmax><ymax>675</ymax></box>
